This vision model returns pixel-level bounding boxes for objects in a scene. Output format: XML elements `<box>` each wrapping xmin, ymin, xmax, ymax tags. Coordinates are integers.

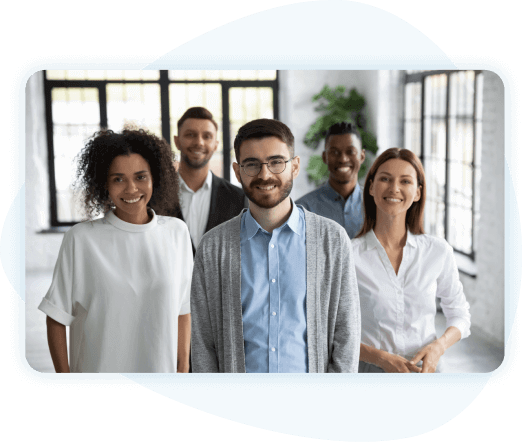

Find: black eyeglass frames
<box><xmin>240</xmin><ymin>157</ymin><xmax>296</xmax><ymax>177</ymax></box>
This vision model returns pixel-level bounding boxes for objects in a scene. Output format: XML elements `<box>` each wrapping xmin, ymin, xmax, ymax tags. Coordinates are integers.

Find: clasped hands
<box><xmin>382</xmin><ymin>339</ymin><xmax>446</xmax><ymax>373</ymax></box>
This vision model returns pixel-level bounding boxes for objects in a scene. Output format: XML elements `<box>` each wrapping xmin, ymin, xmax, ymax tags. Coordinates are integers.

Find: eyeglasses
<box><xmin>240</xmin><ymin>157</ymin><xmax>295</xmax><ymax>177</ymax></box>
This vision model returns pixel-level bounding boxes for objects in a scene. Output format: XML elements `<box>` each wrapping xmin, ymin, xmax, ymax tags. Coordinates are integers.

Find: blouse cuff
<box><xmin>38</xmin><ymin>298</ymin><xmax>76</xmax><ymax>326</ymax></box>
<box><xmin>445</xmin><ymin>317</ymin><xmax>471</xmax><ymax>340</ymax></box>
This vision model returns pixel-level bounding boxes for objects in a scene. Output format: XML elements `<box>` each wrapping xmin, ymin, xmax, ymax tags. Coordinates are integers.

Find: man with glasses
<box><xmin>297</xmin><ymin>122</ymin><xmax>366</xmax><ymax>239</ymax></box>
<box><xmin>190</xmin><ymin>118</ymin><xmax>360</xmax><ymax>373</ymax></box>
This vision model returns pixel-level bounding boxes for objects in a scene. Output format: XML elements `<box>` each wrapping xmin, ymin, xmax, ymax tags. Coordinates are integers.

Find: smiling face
<box><xmin>233</xmin><ymin>136</ymin><xmax>299</xmax><ymax>210</ymax></box>
<box><xmin>322</xmin><ymin>133</ymin><xmax>365</xmax><ymax>187</ymax></box>
<box><xmin>369</xmin><ymin>158</ymin><xmax>421</xmax><ymax>220</ymax></box>
<box><xmin>107</xmin><ymin>153</ymin><xmax>153</xmax><ymax>224</ymax></box>
<box><xmin>174</xmin><ymin>118</ymin><xmax>219</xmax><ymax>170</ymax></box>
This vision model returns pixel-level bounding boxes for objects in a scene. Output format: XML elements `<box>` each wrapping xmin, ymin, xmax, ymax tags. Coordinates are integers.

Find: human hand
<box><xmin>409</xmin><ymin>340</ymin><xmax>446</xmax><ymax>373</ymax></box>
<box><xmin>380</xmin><ymin>352</ymin><xmax>422</xmax><ymax>373</ymax></box>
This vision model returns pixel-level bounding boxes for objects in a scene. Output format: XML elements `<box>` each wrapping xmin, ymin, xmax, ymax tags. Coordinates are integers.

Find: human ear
<box><xmin>322</xmin><ymin>151</ymin><xmax>328</xmax><ymax>165</ymax></box>
<box><xmin>414</xmin><ymin>185</ymin><xmax>421</xmax><ymax>202</ymax></box>
<box><xmin>369</xmin><ymin>180</ymin><xmax>374</xmax><ymax>196</ymax></box>
<box><xmin>174</xmin><ymin>135</ymin><xmax>180</xmax><ymax>149</ymax></box>
<box><xmin>292</xmin><ymin>156</ymin><xmax>300</xmax><ymax>179</ymax></box>
<box><xmin>232</xmin><ymin>162</ymin><xmax>242</xmax><ymax>183</ymax></box>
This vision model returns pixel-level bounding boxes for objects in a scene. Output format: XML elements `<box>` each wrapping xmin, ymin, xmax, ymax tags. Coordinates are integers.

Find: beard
<box><xmin>181</xmin><ymin>151</ymin><xmax>212</xmax><ymax>169</ymax></box>
<box><xmin>241</xmin><ymin>176</ymin><xmax>293</xmax><ymax>209</ymax></box>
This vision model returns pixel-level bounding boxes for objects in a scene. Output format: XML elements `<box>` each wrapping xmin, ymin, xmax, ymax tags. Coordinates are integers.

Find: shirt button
<box><xmin>272</xmin><ymin>279</ymin><xmax>276</xmax><ymax>283</ymax></box>
<box><xmin>271</xmin><ymin>347</ymin><xmax>276</xmax><ymax>352</ymax></box>
<box><xmin>270</xmin><ymin>244</ymin><xmax>275</xmax><ymax>248</ymax></box>
<box><xmin>272</xmin><ymin>312</ymin><xmax>276</xmax><ymax>316</ymax></box>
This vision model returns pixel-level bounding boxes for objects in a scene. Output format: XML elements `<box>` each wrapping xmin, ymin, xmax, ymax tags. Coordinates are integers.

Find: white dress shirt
<box><xmin>179</xmin><ymin>170</ymin><xmax>212</xmax><ymax>248</ymax></box>
<box><xmin>351</xmin><ymin>229</ymin><xmax>471</xmax><ymax>360</ymax></box>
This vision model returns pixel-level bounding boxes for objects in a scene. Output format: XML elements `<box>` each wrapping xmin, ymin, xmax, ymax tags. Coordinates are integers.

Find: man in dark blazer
<box><xmin>171</xmin><ymin>107</ymin><xmax>247</xmax><ymax>253</ymax></box>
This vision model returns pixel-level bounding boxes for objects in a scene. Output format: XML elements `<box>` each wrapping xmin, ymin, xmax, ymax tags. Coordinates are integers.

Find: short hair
<box><xmin>233</xmin><ymin>119</ymin><xmax>294</xmax><ymax>162</ymax></box>
<box><xmin>324</xmin><ymin>122</ymin><xmax>362</xmax><ymax>149</ymax></box>
<box><xmin>75</xmin><ymin>128</ymin><xmax>179</xmax><ymax>220</ymax></box>
<box><xmin>177</xmin><ymin>107</ymin><xmax>218</xmax><ymax>132</ymax></box>
<box><xmin>356</xmin><ymin>147</ymin><xmax>426</xmax><ymax>237</ymax></box>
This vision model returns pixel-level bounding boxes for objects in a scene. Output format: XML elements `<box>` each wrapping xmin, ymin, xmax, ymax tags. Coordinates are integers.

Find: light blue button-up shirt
<box><xmin>297</xmin><ymin>182</ymin><xmax>363</xmax><ymax>239</ymax></box>
<box><xmin>240</xmin><ymin>202</ymin><xmax>307</xmax><ymax>373</ymax></box>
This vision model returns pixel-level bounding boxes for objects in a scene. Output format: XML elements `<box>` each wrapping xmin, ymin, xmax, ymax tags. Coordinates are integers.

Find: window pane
<box><xmin>424</xmin><ymin>74</ymin><xmax>447</xmax><ymax>117</ymax></box>
<box><xmin>229</xmin><ymin>87</ymin><xmax>274</xmax><ymax>183</ymax></box>
<box><xmin>449</xmin><ymin>71</ymin><xmax>475</xmax><ymax>117</ymax></box>
<box><xmin>448</xmin><ymin>206</ymin><xmax>473</xmax><ymax>254</ymax></box>
<box><xmin>404</xmin><ymin>82</ymin><xmax>422</xmax><ymax>155</ymax></box>
<box><xmin>51</xmin><ymin>87</ymin><xmax>100</xmax><ymax>222</ymax></box>
<box><xmin>106</xmin><ymin>83</ymin><xmax>162</xmax><ymax>136</ymax></box>
<box><xmin>47</xmin><ymin>70</ymin><xmax>160</xmax><ymax>81</ymax></box>
<box><xmin>168</xmin><ymin>70</ymin><xmax>276</xmax><ymax>81</ymax></box>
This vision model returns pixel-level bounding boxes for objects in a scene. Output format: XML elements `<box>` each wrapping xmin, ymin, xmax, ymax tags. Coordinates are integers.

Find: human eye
<box><xmin>270</xmin><ymin>159</ymin><xmax>284</xmax><ymax>167</ymax></box>
<box><xmin>244</xmin><ymin>161</ymin><xmax>260</xmax><ymax>169</ymax></box>
<box><xmin>137</xmin><ymin>175</ymin><xmax>147</xmax><ymax>181</ymax></box>
<box><xmin>113</xmin><ymin>176</ymin><xmax>123</xmax><ymax>183</ymax></box>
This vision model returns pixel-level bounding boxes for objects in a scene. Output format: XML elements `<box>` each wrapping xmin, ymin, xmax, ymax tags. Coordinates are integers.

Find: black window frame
<box><xmin>43</xmin><ymin>70</ymin><xmax>279</xmax><ymax>227</ymax></box>
<box><xmin>404</xmin><ymin>69</ymin><xmax>483</xmax><ymax>262</ymax></box>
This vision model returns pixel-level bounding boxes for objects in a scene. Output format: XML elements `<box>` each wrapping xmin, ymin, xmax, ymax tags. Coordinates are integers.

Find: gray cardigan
<box><xmin>190</xmin><ymin>208</ymin><xmax>361</xmax><ymax>373</ymax></box>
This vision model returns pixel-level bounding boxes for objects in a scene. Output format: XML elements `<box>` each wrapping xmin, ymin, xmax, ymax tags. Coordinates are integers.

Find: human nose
<box><xmin>339</xmin><ymin>151</ymin><xmax>350</xmax><ymax>162</ymax></box>
<box><xmin>125</xmin><ymin>179</ymin><xmax>138</xmax><ymax>193</ymax></box>
<box><xmin>390</xmin><ymin>180</ymin><xmax>400</xmax><ymax>192</ymax></box>
<box><xmin>257</xmin><ymin>162</ymin><xmax>273</xmax><ymax>179</ymax></box>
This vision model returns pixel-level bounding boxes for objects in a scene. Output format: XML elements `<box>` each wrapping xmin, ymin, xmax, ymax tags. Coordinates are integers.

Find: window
<box><xmin>404</xmin><ymin>70</ymin><xmax>483</xmax><ymax>266</ymax></box>
<box><xmin>44</xmin><ymin>70</ymin><xmax>278</xmax><ymax>226</ymax></box>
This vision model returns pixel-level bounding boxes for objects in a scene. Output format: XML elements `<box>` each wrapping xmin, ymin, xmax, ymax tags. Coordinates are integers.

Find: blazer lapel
<box><xmin>204</xmin><ymin>173</ymin><xmax>220</xmax><ymax>233</ymax></box>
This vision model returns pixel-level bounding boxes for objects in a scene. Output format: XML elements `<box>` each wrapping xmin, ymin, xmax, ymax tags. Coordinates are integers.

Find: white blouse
<box><xmin>38</xmin><ymin>210</ymin><xmax>193</xmax><ymax>373</ymax></box>
<box><xmin>351</xmin><ymin>230</ymin><xmax>471</xmax><ymax>360</ymax></box>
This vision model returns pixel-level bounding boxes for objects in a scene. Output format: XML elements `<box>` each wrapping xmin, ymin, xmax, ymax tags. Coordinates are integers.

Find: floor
<box><xmin>26</xmin><ymin>270</ymin><xmax>504</xmax><ymax>374</ymax></box>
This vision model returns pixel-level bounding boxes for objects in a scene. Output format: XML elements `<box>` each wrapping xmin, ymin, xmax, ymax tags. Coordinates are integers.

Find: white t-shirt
<box><xmin>38</xmin><ymin>210</ymin><xmax>193</xmax><ymax>373</ymax></box>
<box><xmin>178</xmin><ymin>170</ymin><xmax>212</xmax><ymax>248</ymax></box>
<box><xmin>352</xmin><ymin>230</ymin><xmax>471</xmax><ymax>360</ymax></box>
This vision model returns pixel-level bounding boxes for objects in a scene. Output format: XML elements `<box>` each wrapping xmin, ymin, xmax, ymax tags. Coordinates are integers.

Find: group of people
<box><xmin>38</xmin><ymin>106</ymin><xmax>471</xmax><ymax>374</ymax></box>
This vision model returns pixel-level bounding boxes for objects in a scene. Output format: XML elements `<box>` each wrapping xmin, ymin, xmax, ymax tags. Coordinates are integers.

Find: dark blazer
<box><xmin>172</xmin><ymin>173</ymin><xmax>248</xmax><ymax>253</ymax></box>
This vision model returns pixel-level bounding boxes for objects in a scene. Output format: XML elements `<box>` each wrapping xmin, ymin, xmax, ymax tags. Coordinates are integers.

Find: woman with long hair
<box><xmin>352</xmin><ymin>148</ymin><xmax>471</xmax><ymax>373</ymax></box>
<box><xmin>39</xmin><ymin>128</ymin><xmax>193</xmax><ymax>373</ymax></box>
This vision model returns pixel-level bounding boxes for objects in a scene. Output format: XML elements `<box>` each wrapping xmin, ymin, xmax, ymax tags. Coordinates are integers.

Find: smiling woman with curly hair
<box><xmin>75</xmin><ymin>128</ymin><xmax>179</xmax><ymax>219</ymax></box>
<box><xmin>38</xmin><ymin>128</ymin><xmax>193</xmax><ymax>373</ymax></box>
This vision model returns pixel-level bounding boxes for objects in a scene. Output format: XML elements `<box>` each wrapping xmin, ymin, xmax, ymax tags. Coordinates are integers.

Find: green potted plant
<box><xmin>304</xmin><ymin>85</ymin><xmax>379</xmax><ymax>186</ymax></box>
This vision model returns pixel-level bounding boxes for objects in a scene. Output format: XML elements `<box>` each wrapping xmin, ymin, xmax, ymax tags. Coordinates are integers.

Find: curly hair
<box><xmin>75</xmin><ymin>128</ymin><xmax>179</xmax><ymax>220</ymax></box>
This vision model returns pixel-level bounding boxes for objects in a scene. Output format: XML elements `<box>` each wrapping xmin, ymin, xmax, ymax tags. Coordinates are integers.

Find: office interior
<box><xmin>25</xmin><ymin>70</ymin><xmax>504</xmax><ymax>373</ymax></box>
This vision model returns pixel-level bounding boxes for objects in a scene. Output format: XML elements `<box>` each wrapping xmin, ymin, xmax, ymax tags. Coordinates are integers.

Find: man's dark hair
<box><xmin>75</xmin><ymin>128</ymin><xmax>179</xmax><ymax>220</ymax></box>
<box><xmin>324</xmin><ymin>122</ymin><xmax>363</xmax><ymax>149</ymax></box>
<box><xmin>233</xmin><ymin>118</ymin><xmax>294</xmax><ymax>162</ymax></box>
<box><xmin>177</xmin><ymin>107</ymin><xmax>218</xmax><ymax>131</ymax></box>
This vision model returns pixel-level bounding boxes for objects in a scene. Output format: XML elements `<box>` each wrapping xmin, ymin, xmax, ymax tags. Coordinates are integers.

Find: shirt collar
<box><xmin>325</xmin><ymin>181</ymin><xmax>361</xmax><ymax>202</ymax></box>
<box><xmin>244</xmin><ymin>200</ymin><xmax>304</xmax><ymax>239</ymax></box>
<box><xmin>105</xmin><ymin>208</ymin><xmax>158</xmax><ymax>233</ymax></box>
<box><xmin>364</xmin><ymin>228</ymin><xmax>417</xmax><ymax>250</ymax></box>
<box><xmin>178</xmin><ymin>170</ymin><xmax>212</xmax><ymax>193</ymax></box>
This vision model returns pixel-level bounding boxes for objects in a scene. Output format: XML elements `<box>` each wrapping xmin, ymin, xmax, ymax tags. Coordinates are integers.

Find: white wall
<box><xmin>26</xmin><ymin>71</ymin><xmax>64</xmax><ymax>271</ymax></box>
<box><xmin>459</xmin><ymin>71</ymin><xmax>505</xmax><ymax>346</ymax></box>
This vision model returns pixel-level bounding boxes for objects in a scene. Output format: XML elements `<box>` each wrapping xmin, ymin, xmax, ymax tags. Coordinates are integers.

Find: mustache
<box><xmin>249</xmin><ymin>178</ymin><xmax>280</xmax><ymax>188</ymax></box>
